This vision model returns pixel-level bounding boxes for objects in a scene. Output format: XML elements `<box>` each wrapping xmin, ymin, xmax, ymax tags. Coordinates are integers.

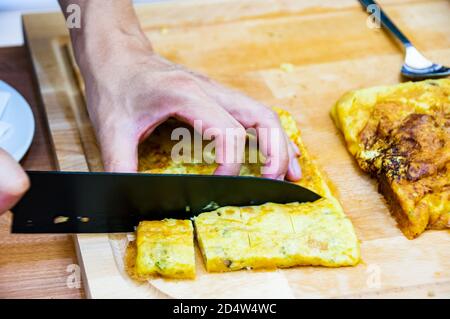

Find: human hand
<box><xmin>67</xmin><ymin>1</ymin><xmax>301</xmax><ymax>180</ymax></box>
<box><xmin>0</xmin><ymin>149</ymin><xmax>29</xmax><ymax>215</ymax></box>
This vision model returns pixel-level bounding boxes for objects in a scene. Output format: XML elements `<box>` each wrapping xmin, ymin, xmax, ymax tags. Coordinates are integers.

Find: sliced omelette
<box><xmin>127</xmin><ymin>108</ymin><xmax>360</xmax><ymax>277</ymax></box>
<box><xmin>132</xmin><ymin>219</ymin><xmax>195</xmax><ymax>279</ymax></box>
<box><xmin>331</xmin><ymin>79</ymin><xmax>450</xmax><ymax>239</ymax></box>
<box><xmin>195</xmin><ymin>200</ymin><xmax>359</xmax><ymax>272</ymax></box>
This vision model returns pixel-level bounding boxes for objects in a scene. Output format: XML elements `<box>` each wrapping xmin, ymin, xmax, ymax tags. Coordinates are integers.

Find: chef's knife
<box><xmin>12</xmin><ymin>171</ymin><xmax>321</xmax><ymax>234</ymax></box>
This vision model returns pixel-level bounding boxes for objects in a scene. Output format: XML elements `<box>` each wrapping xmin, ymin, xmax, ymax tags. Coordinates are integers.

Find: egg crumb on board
<box><xmin>280</xmin><ymin>63</ymin><xmax>294</xmax><ymax>73</ymax></box>
<box><xmin>125</xmin><ymin>108</ymin><xmax>360</xmax><ymax>280</ymax></box>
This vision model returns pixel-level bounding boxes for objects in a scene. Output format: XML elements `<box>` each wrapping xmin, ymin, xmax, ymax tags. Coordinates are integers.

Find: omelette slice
<box><xmin>331</xmin><ymin>79</ymin><xmax>450</xmax><ymax>239</ymax></box>
<box><xmin>133</xmin><ymin>107</ymin><xmax>360</xmax><ymax>274</ymax></box>
<box><xmin>133</xmin><ymin>219</ymin><xmax>195</xmax><ymax>279</ymax></box>
<box><xmin>194</xmin><ymin>200</ymin><xmax>359</xmax><ymax>272</ymax></box>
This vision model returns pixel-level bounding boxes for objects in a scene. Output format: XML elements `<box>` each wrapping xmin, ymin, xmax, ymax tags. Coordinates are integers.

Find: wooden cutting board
<box><xmin>23</xmin><ymin>0</ymin><xmax>450</xmax><ymax>298</ymax></box>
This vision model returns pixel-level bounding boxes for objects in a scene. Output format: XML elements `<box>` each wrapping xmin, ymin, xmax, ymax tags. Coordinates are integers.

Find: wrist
<box><xmin>66</xmin><ymin>1</ymin><xmax>153</xmax><ymax>78</ymax></box>
<box><xmin>74</xmin><ymin>28</ymin><xmax>153</xmax><ymax>78</ymax></box>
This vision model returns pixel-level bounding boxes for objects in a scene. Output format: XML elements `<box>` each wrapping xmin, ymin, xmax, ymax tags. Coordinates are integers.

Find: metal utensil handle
<box><xmin>359</xmin><ymin>0</ymin><xmax>412</xmax><ymax>47</ymax></box>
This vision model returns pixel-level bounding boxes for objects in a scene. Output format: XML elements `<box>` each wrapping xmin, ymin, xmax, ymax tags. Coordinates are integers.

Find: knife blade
<box><xmin>11</xmin><ymin>171</ymin><xmax>321</xmax><ymax>234</ymax></box>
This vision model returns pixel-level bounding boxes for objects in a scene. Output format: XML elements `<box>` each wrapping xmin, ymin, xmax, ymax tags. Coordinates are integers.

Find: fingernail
<box><xmin>292</xmin><ymin>143</ymin><xmax>301</xmax><ymax>157</ymax></box>
<box><xmin>290</xmin><ymin>159</ymin><xmax>302</xmax><ymax>180</ymax></box>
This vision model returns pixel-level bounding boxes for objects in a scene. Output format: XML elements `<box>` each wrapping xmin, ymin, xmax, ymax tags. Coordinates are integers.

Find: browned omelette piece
<box><xmin>331</xmin><ymin>79</ymin><xmax>450</xmax><ymax>239</ymax></box>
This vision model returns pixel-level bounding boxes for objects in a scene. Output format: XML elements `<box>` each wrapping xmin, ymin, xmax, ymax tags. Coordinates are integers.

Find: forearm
<box><xmin>58</xmin><ymin>0</ymin><xmax>153</xmax><ymax>75</ymax></box>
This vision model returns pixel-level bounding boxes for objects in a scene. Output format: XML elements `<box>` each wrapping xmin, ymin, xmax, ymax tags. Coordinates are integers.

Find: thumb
<box><xmin>98</xmin><ymin>130</ymin><xmax>138</xmax><ymax>173</ymax></box>
<box><xmin>0</xmin><ymin>149</ymin><xmax>30</xmax><ymax>214</ymax></box>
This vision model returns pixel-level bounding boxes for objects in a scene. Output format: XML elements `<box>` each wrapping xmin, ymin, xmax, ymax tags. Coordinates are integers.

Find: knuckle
<box><xmin>166</xmin><ymin>71</ymin><xmax>200</xmax><ymax>92</ymax></box>
<box><xmin>266</xmin><ymin>109</ymin><xmax>281</xmax><ymax>122</ymax></box>
<box><xmin>254</xmin><ymin>107</ymin><xmax>281</xmax><ymax>128</ymax></box>
<box><xmin>255</xmin><ymin>105</ymin><xmax>278</xmax><ymax>119</ymax></box>
<box><xmin>159</xmin><ymin>75</ymin><xmax>205</xmax><ymax>112</ymax></box>
<box><xmin>160</xmin><ymin>94</ymin><xmax>188</xmax><ymax>112</ymax></box>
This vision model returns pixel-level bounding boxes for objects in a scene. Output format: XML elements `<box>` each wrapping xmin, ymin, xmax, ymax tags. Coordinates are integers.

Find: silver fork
<box><xmin>359</xmin><ymin>0</ymin><xmax>450</xmax><ymax>79</ymax></box>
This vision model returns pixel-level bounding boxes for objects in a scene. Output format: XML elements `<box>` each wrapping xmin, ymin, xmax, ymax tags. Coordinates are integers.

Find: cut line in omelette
<box><xmin>126</xmin><ymin>108</ymin><xmax>360</xmax><ymax>279</ymax></box>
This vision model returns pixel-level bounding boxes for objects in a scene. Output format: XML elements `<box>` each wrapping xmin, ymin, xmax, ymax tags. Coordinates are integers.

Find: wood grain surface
<box><xmin>22</xmin><ymin>0</ymin><xmax>450</xmax><ymax>298</ymax></box>
<box><xmin>0</xmin><ymin>46</ymin><xmax>84</xmax><ymax>299</ymax></box>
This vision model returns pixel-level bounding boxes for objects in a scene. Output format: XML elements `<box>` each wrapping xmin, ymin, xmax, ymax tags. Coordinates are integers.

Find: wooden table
<box><xmin>0</xmin><ymin>46</ymin><xmax>84</xmax><ymax>299</ymax></box>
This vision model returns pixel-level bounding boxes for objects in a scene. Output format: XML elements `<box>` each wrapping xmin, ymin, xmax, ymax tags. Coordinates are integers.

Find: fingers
<box><xmin>255</xmin><ymin>121</ymin><xmax>289</xmax><ymax>180</ymax></box>
<box><xmin>203</xmin><ymin>83</ymin><xmax>302</xmax><ymax>181</ymax></box>
<box><xmin>209</xmin><ymin>91</ymin><xmax>291</xmax><ymax>179</ymax></box>
<box><xmin>0</xmin><ymin>149</ymin><xmax>30</xmax><ymax>215</ymax></box>
<box><xmin>89</xmin><ymin>65</ymin><xmax>301</xmax><ymax>181</ymax></box>
<box><xmin>284</xmin><ymin>134</ymin><xmax>302</xmax><ymax>182</ymax></box>
<box><xmin>257</xmin><ymin>119</ymin><xmax>302</xmax><ymax>181</ymax></box>
<box><xmin>174</xmin><ymin>96</ymin><xmax>246</xmax><ymax>176</ymax></box>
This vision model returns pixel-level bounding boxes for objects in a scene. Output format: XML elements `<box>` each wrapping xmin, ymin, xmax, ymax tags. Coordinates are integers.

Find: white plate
<box><xmin>0</xmin><ymin>80</ymin><xmax>35</xmax><ymax>161</ymax></box>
